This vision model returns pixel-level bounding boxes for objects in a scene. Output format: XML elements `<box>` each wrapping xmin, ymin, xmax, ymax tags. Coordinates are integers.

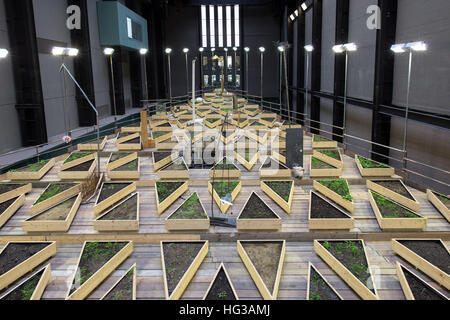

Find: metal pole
<box><xmin>185</xmin><ymin>52</ymin><xmax>189</xmax><ymax>97</ymax></box>
<box><xmin>283</xmin><ymin>50</ymin><xmax>291</xmax><ymax>127</ymax></box>
<box><xmin>403</xmin><ymin>50</ymin><xmax>412</xmax><ymax>153</ymax></box>
<box><xmin>260</xmin><ymin>52</ymin><xmax>264</xmax><ymax>106</ymax></box>
<box><xmin>109</xmin><ymin>55</ymin><xmax>117</xmax><ymax>131</ymax></box>
<box><xmin>143</xmin><ymin>54</ymin><xmax>148</xmax><ymax>105</ymax></box>
<box><xmin>305</xmin><ymin>51</ymin><xmax>309</xmax><ymax>131</ymax></box>
<box><xmin>279</xmin><ymin>52</ymin><xmax>282</xmax><ymax>107</ymax></box>
<box><xmin>342</xmin><ymin>50</ymin><xmax>349</xmax><ymax>148</ymax></box>
<box><xmin>168</xmin><ymin>54</ymin><xmax>172</xmax><ymax>105</ymax></box>
<box><xmin>200</xmin><ymin>51</ymin><xmax>204</xmax><ymax>94</ymax></box>
<box><xmin>245</xmin><ymin>51</ymin><xmax>249</xmax><ymax>98</ymax></box>
<box><xmin>234</xmin><ymin>51</ymin><xmax>237</xmax><ymax>90</ymax></box>
<box><xmin>224</xmin><ymin>50</ymin><xmax>227</xmax><ymax>90</ymax></box>
<box><xmin>61</xmin><ymin>56</ymin><xmax>70</xmax><ymax>137</ymax></box>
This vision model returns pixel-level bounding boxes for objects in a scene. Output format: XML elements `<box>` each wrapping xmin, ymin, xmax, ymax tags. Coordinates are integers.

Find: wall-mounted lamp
<box><xmin>52</xmin><ymin>47</ymin><xmax>79</xmax><ymax>56</ymax></box>
<box><xmin>0</xmin><ymin>49</ymin><xmax>9</xmax><ymax>58</ymax></box>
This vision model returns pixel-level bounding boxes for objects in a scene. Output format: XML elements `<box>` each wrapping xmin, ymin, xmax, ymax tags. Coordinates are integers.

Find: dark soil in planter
<box><xmin>124</xmin><ymin>137</ymin><xmax>141</xmax><ymax>144</ymax></box>
<box><xmin>110</xmin><ymin>152</ymin><xmax>133</xmax><ymax>163</ymax></box>
<box><xmin>2</xmin><ymin>268</ymin><xmax>45</xmax><ymax>300</ymax></box>
<box><xmin>357</xmin><ymin>155</ymin><xmax>389</xmax><ymax>169</ymax></box>
<box><xmin>433</xmin><ymin>191</ymin><xmax>450</xmax><ymax>210</ymax></box>
<box><xmin>99</xmin><ymin>194</ymin><xmax>138</xmax><ymax>221</ymax></box>
<box><xmin>98</xmin><ymin>183</ymin><xmax>131</xmax><ymax>203</ymax></box>
<box><xmin>264</xmin><ymin>181</ymin><xmax>293</xmax><ymax>202</ymax></box>
<box><xmin>319</xmin><ymin>240</ymin><xmax>374</xmax><ymax>294</ymax></box>
<box><xmin>262</xmin><ymin>157</ymin><xmax>288</xmax><ymax>170</ymax></box>
<box><xmin>35</xmin><ymin>183</ymin><xmax>77</xmax><ymax>204</ymax></box>
<box><xmin>69</xmin><ymin>242</ymin><xmax>129</xmax><ymax>296</ymax></box>
<box><xmin>311</xmin><ymin>157</ymin><xmax>336</xmax><ymax>169</ymax></box>
<box><xmin>310</xmin><ymin>192</ymin><xmax>350</xmax><ymax>219</ymax></box>
<box><xmin>240</xmin><ymin>242</ymin><xmax>283</xmax><ymax>294</ymax></box>
<box><xmin>156</xmin><ymin>181</ymin><xmax>185</xmax><ymax>203</ymax></box>
<box><xmin>240</xmin><ymin>193</ymin><xmax>278</xmax><ymax>219</ymax></box>
<box><xmin>30</xmin><ymin>196</ymin><xmax>77</xmax><ymax>221</ymax></box>
<box><xmin>152</xmin><ymin>131</ymin><xmax>169</xmax><ymax>139</ymax></box>
<box><xmin>63</xmin><ymin>160</ymin><xmax>94</xmax><ymax>172</ymax></box>
<box><xmin>372</xmin><ymin>180</ymin><xmax>414</xmax><ymax>200</ymax></box>
<box><xmin>308</xmin><ymin>266</ymin><xmax>340</xmax><ymax>300</ymax></box>
<box><xmin>371</xmin><ymin>192</ymin><xmax>420</xmax><ymax>218</ymax></box>
<box><xmin>112</xmin><ymin>159</ymin><xmax>138</xmax><ymax>172</ymax></box>
<box><xmin>0</xmin><ymin>197</ymin><xmax>19</xmax><ymax>215</ymax></box>
<box><xmin>162</xmin><ymin>242</ymin><xmax>205</xmax><ymax>296</ymax></box>
<box><xmin>169</xmin><ymin>193</ymin><xmax>207</xmax><ymax>220</ymax></box>
<box><xmin>0</xmin><ymin>243</ymin><xmax>49</xmax><ymax>275</ymax></box>
<box><xmin>402</xmin><ymin>266</ymin><xmax>445</xmax><ymax>300</ymax></box>
<box><xmin>0</xmin><ymin>184</ymin><xmax>26</xmax><ymax>196</ymax></box>
<box><xmin>206</xmin><ymin>118</ymin><xmax>220</xmax><ymax>123</ymax></box>
<box><xmin>103</xmin><ymin>267</ymin><xmax>134</xmax><ymax>300</ymax></box>
<box><xmin>250</xmin><ymin>122</ymin><xmax>264</xmax><ymax>127</ymax></box>
<box><xmin>159</xmin><ymin>138</ymin><xmax>175</xmax><ymax>145</ymax></box>
<box><xmin>118</xmin><ymin>132</ymin><xmax>135</xmax><ymax>139</ymax></box>
<box><xmin>157</xmin><ymin>122</ymin><xmax>172</xmax><ymax>128</ymax></box>
<box><xmin>205</xmin><ymin>267</ymin><xmax>236</xmax><ymax>300</ymax></box>
<box><xmin>211</xmin><ymin>181</ymin><xmax>239</xmax><ymax>198</ymax></box>
<box><xmin>214</xmin><ymin>159</ymin><xmax>238</xmax><ymax>171</ymax></box>
<box><xmin>398</xmin><ymin>240</ymin><xmax>450</xmax><ymax>274</ymax></box>
<box><xmin>153</xmin><ymin>152</ymin><xmax>173</xmax><ymax>163</ymax></box>
<box><xmin>318</xmin><ymin>179</ymin><xmax>353</xmax><ymax>202</ymax></box>
<box><xmin>161</xmin><ymin>158</ymin><xmax>187</xmax><ymax>171</ymax></box>
<box><xmin>9</xmin><ymin>160</ymin><xmax>50</xmax><ymax>173</ymax></box>
<box><xmin>317</xmin><ymin>149</ymin><xmax>341</xmax><ymax>161</ymax></box>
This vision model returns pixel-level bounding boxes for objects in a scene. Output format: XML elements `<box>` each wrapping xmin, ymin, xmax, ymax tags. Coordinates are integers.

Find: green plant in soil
<box><xmin>217</xmin><ymin>291</ymin><xmax>228</xmax><ymax>299</ymax></box>
<box><xmin>357</xmin><ymin>155</ymin><xmax>389</xmax><ymax>169</ymax></box>
<box><xmin>309</xmin><ymin>271</ymin><xmax>327</xmax><ymax>300</ymax></box>
<box><xmin>206</xmin><ymin>118</ymin><xmax>219</xmax><ymax>123</ymax></box>
<box><xmin>436</xmin><ymin>193</ymin><xmax>449</xmax><ymax>204</ymax></box>
<box><xmin>171</xmin><ymin>193</ymin><xmax>206</xmax><ymax>219</ymax></box>
<box><xmin>371</xmin><ymin>191</ymin><xmax>420</xmax><ymax>218</ymax></box>
<box><xmin>215</xmin><ymin>159</ymin><xmax>236</xmax><ymax>170</ymax></box>
<box><xmin>311</xmin><ymin>157</ymin><xmax>335</xmax><ymax>169</ymax></box>
<box><xmin>9</xmin><ymin>160</ymin><xmax>50</xmax><ymax>173</ymax></box>
<box><xmin>35</xmin><ymin>183</ymin><xmax>64</xmax><ymax>204</ymax></box>
<box><xmin>152</xmin><ymin>131</ymin><xmax>168</xmax><ymax>139</ymax></box>
<box><xmin>156</xmin><ymin>181</ymin><xmax>184</xmax><ymax>203</ymax></box>
<box><xmin>110</xmin><ymin>152</ymin><xmax>132</xmax><ymax>162</ymax></box>
<box><xmin>250</xmin><ymin>122</ymin><xmax>262</xmax><ymax>126</ymax></box>
<box><xmin>21</xmin><ymin>276</ymin><xmax>39</xmax><ymax>300</ymax></box>
<box><xmin>313</xmin><ymin>135</ymin><xmax>331</xmax><ymax>142</ymax></box>
<box><xmin>64</xmin><ymin>152</ymin><xmax>92</xmax><ymax>164</ymax></box>
<box><xmin>264</xmin><ymin>181</ymin><xmax>293</xmax><ymax>202</ymax></box>
<box><xmin>318</xmin><ymin>179</ymin><xmax>353</xmax><ymax>202</ymax></box>
<box><xmin>318</xmin><ymin>149</ymin><xmax>340</xmax><ymax>160</ymax></box>
<box><xmin>211</xmin><ymin>181</ymin><xmax>239</xmax><ymax>198</ymax></box>
<box><xmin>126</xmin><ymin>160</ymin><xmax>137</xmax><ymax>170</ymax></box>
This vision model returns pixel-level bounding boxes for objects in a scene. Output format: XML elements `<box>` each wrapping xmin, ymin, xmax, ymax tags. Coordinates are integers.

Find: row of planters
<box><xmin>0</xmin><ymin>237</ymin><xmax>447</xmax><ymax>300</ymax></box>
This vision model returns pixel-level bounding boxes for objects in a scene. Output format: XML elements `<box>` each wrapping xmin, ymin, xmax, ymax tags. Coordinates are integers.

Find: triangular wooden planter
<box><xmin>121</xmin><ymin>124</ymin><xmax>141</xmax><ymax>133</ymax></box>
<box><xmin>234</xmin><ymin>149</ymin><xmax>260</xmax><ymax>171</ymax></box>
<box><xmin>310</xmin><ymin>156</ymin><xmax>342</xmax><ymax>178</ymax></box>
<box><xmin>426</xmin><ymin>189</ymin><xmax>450</xmax><ymax>222</ymax></box>
<box><xmin>203</xmin><ymin>263</ymin><xmax>239</xmax><ymax>300</ymax></box>
<box><xmin>100</xmin><ymin>264</ymin><xmax>137</xmax><ymax>300</ymax></box>
<box><xmin>77</xmin><ymin>136</ymin><xmax>108</xmax><ymax>152</ymax></box>
<box><xmin>23</xmin><ymin>193</ymin><xmax>82</xmax><ymax>232</ymax></box>
<box><xmin>366</xmin><ymin>179</ymin><xmax>420</xmax><ymax>212</ymax></box>
<box><xmin>0</xmin><ymin>241</ymin><xmax>57</xmax><ymax>291</ymax></box>
<box><xmin>312</xmin><ymin>135</ymin><xmax>337</xmax><ymax>149</ymax></box>
<box><xmin>396</xmin><ymin>262</ymin><xmax>448</xmax><ymax>300</ymax></box>
<box><xmin>354</xmin><ymin>154</ymin><xmax>395</xmax><ymax>177</ymax></box>
<box><xmin>161</xmin><ymin>240</ymin><xmax>209</xmax><ymax>300</ymax></box>
<box><xmin>66</xmin><ymin>241</ymin><xmax>134</xmax><ymax>300</ymax></box>
<box><xmin>260</xmin><ymin>180</ymin><xmax>294</xmax><ymax>214</ymax></box>
<box><xmin>243</xmin><ymin>106</ymin><xmax>261</xmax><ymax>117</ymax></box>
<box><xmin>155</xmin><ymin>180</ymin><xmax>189</xmax><ymax>215</ymax></box>
<box><xmin>7</xmin><ymin>158</ymin><xmax>56</xmax><ymax>181</ymax></box>
<box><xmin>259</xmin><ymin>117</ymin><xmax>277</xmax><ymax>128</ymax></box>
<box><xmin>0</xmin><ymin>194</ymin><xmax>25</xmax><ymax>229</ymax></box>
<box><xmin>31</xmin><ymin>183</ymin><xmax>80</xmax><ymax>215</ymax></box>
<box><xmin>368</xmin><ymin>191</ymin><xmax>427</xmax><ymax>230</ymax></box>
<box><xmin>208</xmin><ymin>180</ymin><xmax>242</xmax><ymax>214</ymax></box>
<box><xmin>259</xmin><ymin>157</ymin><xmax>291</xmax><ymax>179</ymax></box>
<box><xmin>0</xmin><ymin>183</ymin><xmax>32</xmax><ymax>204</ymax></box>
<box><xmin>60</xmin><ymin>152</ymin><xmax>96</xmax><ymax>171</ymax></box>
<box><xmin>313</xmin><ymin>149</ymin><xmax>343</xmax><ymax>169</ymax></box>
<box><xmin>313</xmin><ymin>179</ymin><xmax>354</xmax><ymax>213</ymax></box>
<box><xmin>106</xmin><ymin>152</ymin><xmax>137</xmax><ymax>171</ymax></box>
<box><xmin>237</xmin><ymin>240</ymin><xmax>286</xmax><ymax>300</ymax></box>
<box><xmin>156</xmin><ymin>137</ymin><xmax>179</xmax><ymax>151</ymax></box>
<box><xmin>94</xmin><ymin>182</ymin><xmax>137</xmax><ymax>216</ymax></box>
<box><xmin>152</xmin><ymin>122</ymin><xmax>173</xmax><ymax>132</ymax></box>
<box><xmin>271</xmin><ymin>134</ymin><xmax>286</xmax><ymax>149</ymax></box>
<box><xmin>308</xmin><ymin>191</ymin><xmax>354</xmax><ymax>230</ymax></box>
<box><xmin>157</xmin><ymin>157</ymin><xmax>190</xmax><ymax>180</ymax></box>
<box><xmin>209</xmin><ymin>157</ymin><xmax>241</xmax><ymax>179</ymax></box>
<box><xmin>306</xmin><ymin>262</ymin><xmax>343</xmax><ymax>300</ymax></box>
<box><xmin>107</xmin><ymin>155</ymin><xmax>140</xmax><ymax>180</ymax></box>
<box><xmin>117</xmin><ymin>135</ymin><xmax>142</xmax><ymax>151</ymax></box>
<box><xmin>314</xmin><ymin>239</ymin><xmax>379</xmax><ymax>300</ymax></box>
<box><xmin>94</xmin><ymin>193</ymin><xmax>140</xmax><ymax>232</ymax></box>
<box><xmin>236</xmin><ymin>192</ymin><xmax>282</xmax><ymax>231</ymax></box>
<box><xmin>272</xmin><ymin>149</ymin><xmax>286</xmax><ymax>165</ymax></box>
<box><xmin>246</xmin><ymin>129</ymin><xmax>269</xmax><ymax>144</ymax></box>
<box><xmin>247</xmin><ymin>122</ymin><xmax>267</xmax><ymax>130</ymax></box>
<box><xmin>392</xmin><ymin>239</ymin><xmax>450</xmax><ymax>290</ymax></box>
<box><xmin>151</xmin><ymin>131</ymin><xmax>172</xmax><ymax>144</ymax></box>
<box><xmin>58</xmin><ymin>156</ymin><xmax>97</xmax><ymax>181</ymax></box>
<box><xmin>205</xmin><ymin>118</ymin><xmax>221</xmax><ymax>129</ymax></box>
<box><xmin>165</xmin><ymin>192</ymin><xmax>210</xmax><ymax>231</ymax></box>
<box><xmin>152</xmin><ymin>151</ymin><xmax>179</xmax><ymax>172</ymax></box>
<box><xmin>0</xmin><ymin>264</ymin><xmax>51</xmax><ymax>300</ymax></box>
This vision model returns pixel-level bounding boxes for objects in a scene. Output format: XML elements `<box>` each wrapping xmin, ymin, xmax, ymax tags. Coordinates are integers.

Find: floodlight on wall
<box><xmin>332</xmin><ymin>44</ymin><xmax>345</xmax><ymax>53</ymax></box>
<box><xmin>290</xmin><ymin>14</ymin><xmax>295</xmax><ymax>21</ymax></box>
<box><xmin>165</xmin><ymin>48</ymin><xmax>172</xmax><ymax>54</ymax></box>
<box><xmin>344</xmin><ymin>43</ymin><xmax>357</xmax><ymax>51</ymax></box>
<box><xmin>301</xmin><ymin>2</ymin><xmax>308</xmax><ymax>11</ymax></box>
<box><xmin>244</xmin><ymin>47</ymin><xmax>250</xmax><ymax>52</ymax></box>
<box><xmin>139</xmin><ymin>48</ymin><xmax>148</xmax><ymax>55</ymax></box>
<box><xmin>183</xmin><ymin>48</ymin><xmax>189</xmax><ymax>53</ymax></box>
<box><xmin>233</xmin><ymin>47</ymin><xmax>237</xmax><ymax>52</ymax></box>
<box><xmin>0</xmin><ymin>49</ymin><xmax>8</xmax><ymax>58</ymax></box>
<box><xmin>199</xmin><ymin>47</ymin><xmax>204</xmax><ymax>52</ymax></box>
<box><xmin>52</xmin><ymin>47</ymin><xmax>79</xmax><ymax>56</ymax></box>
<box><xmin>211</xmin><ymin>48</ymin><xmax>216</xmax><ymax>52</ymax></box>
<box><xmin>103</xmin><ymin>47</ymin><xmax>115</xmax><ymax>56</ymax></box>
<box><xmin>390</xmin><ymin>44</ymin><xmax>406</xmax><ymax>53</ymax></box>
<box><xmin>294</xmin><ymin>9</ymin><xmax>299</xmax><ymax>17</ymax></box>
<box><xmin>277</xmin><ymin>46</ymin><xmax>285</xmax><ymax>52</ymax></box>
<box><xmin>407</xmin><ymin>41</ymin><xmax>427</xmax><ymax>51</ymax></box>
<box><xmin>304</xmin><ymin>45</ymin><xmax>314</xmax><ymax>52</ymax></box>
<box><xmin>259</xmin><ymin>47</ymin><xmax>265</xmax><ymax>53</ymax></box>
<box><xmin>224</xmin><ymin>48</ymin><xmax>228</xmax><ymax>52</ymax></box>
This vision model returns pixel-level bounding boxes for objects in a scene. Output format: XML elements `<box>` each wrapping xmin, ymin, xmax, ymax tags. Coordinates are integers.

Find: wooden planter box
<box><xmin>259</xmin><ymin>157</ymin><xmax>291</xmax><ymax>179</ymax></box>
<box><xmin>196</xmin><ymin>108</ymin><xmax>212</xmax><ymax>117</ymax></box>
<box><xmin>161</xmin><ymin>240</ymin><xmax>209</xmax><ymax>300</ymax></box>
<box><xmin>236</xmin><ymin>192</ymin><xmax>282</xmax><ymax>231</ymax></box>
<box><xmin>156</xmin><ymin>137</ymin><xmax>179</xmax><ymax>151</ymax></box>
<box><xmin>117</xmin><ymin>137</ymin><xmax>142</xmax><ymax>151</ymax></box>
<box><xmin>395</xmin><ymin>262</ymin><xmax>448</xmax><ymax>300</ymax></box>
<box><xmin>271</xmin><ymin>135</ymin><xmax>286</xmax><ymax>149</ymax></box>
<box><xmin>310</xmin><ymin>157</ymin><xmax>342</xmax><ymax>178</ymax></box>
<box><xmin>259</xmin><ymin>117</ymin><xmax>276</xmax><ymax>128</ymax></box>
<box><xmin>234</xmin><ymin>150</ymin><xmax>260</xmax><ymax>171</ymax></box>
<box><xmin>205</xmin><ymin>118</ymin><xmax>221</xmax><ymax>129</ymax></box>
<box><xmin>0</xmin><ymin>183</ymin><xmax>31</xmax><ymax>205</ymax></box>
<box><xmin>94</xmin><ymin>193</ymin><xmax>140</xmax><ymax>232</ymax></box>
<box><xmin>272</xmin><ymin>150</ymin><xmax>286</xmax><ymax>165</ymax></box>
<box><xmin>150</xmin><ymin>119</ymin><xmax>168</xmax><ymax>130</ymax></box>
<box><xmin>203</xmin><ymin>263</ymin><xmax>239</xmax><ymax>300</ymax></box>
<box><xmin>172</xmin><ymin>109</ymin><xmax>188</xmax><ymax>118</ymax></box>
<box><xmin>0</xmin><ymin>194</ymin><xmax>25</xmax><ymax>228</ymax></box>
<box><xmin>368</xmin><ymin>191</ymin><xmax>427</xmax><ymax>231</ymax></box>
<box><xmin>100</xmin><ymin>264</ymin><xmax>137</xmax><ymax>300</ymax></box>
<box><xmin>260</xmin><ymin>180</ymin><xmax>294</xmax><ymax>214</ymax></box>
<box><xmin>152</xmin><ymin>123</ymin><xmax>173</xmax><ymax>132</ymax></box>
<box><xmin>7</xmin><ymin>158</ymin><xmax>56</xmax><ymax>181</ymax></box>
<box><xmin>246</xmin><ymin>130</ymin><xmax>268</xmax><ymax>144</ymax></box>
<box><xmin>165</xmin><ymin>192</ymin><xmax>210</xmax><ymax>231</ymax></box>
<box><xmin>237</xmin><ymin>240</ymin><xmax>286</xmax><ymax>300</ymax></box>
<box><xmin>248</xmin><ymin>122</ymin><xmax>267</xmax><ymax>130</ymax></box>
<box><xmin>314</xmin><ymin>240</ymin><xmax>379</xmax><ymax>300</ymax></box>
<box><xmin>151</xmin><ymin>131</ymin><xmax>172</xmax><ymax>144</ymax></box>
<box><xmin>312</xmin><ymin>135</ymin><xmax>337</xmax><ymax>149</ymax></box>
<box><xmin>220</xmin><ymin>131</ymin><xmax>237</xmax><ymax>145</ymax></box>
<box><xmin>0</xmin><ymin>264</ymin><xmax>51</xmax><ymax>300</ymax></box>
<box><xmin>58</xmin><ymin>157</ymin><xmax>97</xmax><ymax>181</ymax></box>
<box><xmin>281</xmin><ymin>123</ymin><xmax>302</xmax><ymax>130</ymax></box>
<box><xmin>366</xmin><ymin>179</ymin><xmax>420</xmax><ymax>212</ymax></box>
<box><xmin>313</xmin><ymin>179</ymin><xmax>354</xmax><ymax>213</ymax></box>
<box><xmin>66</xmin><ymin>241</ymin><xmax>134</xmax><ymax>300</ymax></box>
<box><xmin>60</xmin><ymin>152</ymin><xmax>96</xmax><ymax>171</ymax></box>
<box><xmin>94</xmin><ymin>182</ymin><xmax>137</xmax><ymax>216</ymax></box>
<box><xmin>152</xmin><ymin>151</ymin><xmax>179</xmax><ymax>172</ymax></box>
<box><xmin>306</xmin><ymin>262</ymin><xmax>343</xmax><ymax>300</ymax></box>
<box><xmin>108</xmin><ymin>157</ymin><xmax>140</xmax><ymax>180</ymax></box>
<box><xmin>151</xmin><ymin>113</ymin><xmax>169</xmax><ymax>121</ymax></box>
<box><xmin>392</xmin><ymin>239</ymin><xmax>450</xmax><ymax>290</ymax></box>
<box><xmin>209</xmin><ymin>159</ymin><xmax>241</xmax><ymax>179</ymax></box>
<box><xmin>77</xmin><ymin>136</ymin><xmax>108</xmax><ymax>151</ymax></box>
<box><xmin>22</xmin><ymin>193</ymin><xmax>82</xmax><ymax>233</ymax></box>
<box><xmin>157</xmin><ymin>157</ymin><xmax>190</xmax><ymax>180</ymax></box>
<box><xmin>121</xmin><ymin>125</ymin><xmax>141</xmax><ymax>133</ymax></box>
<box><xmin>313</xmin><ymin>149</ymin><xmax>343</xmax><ymax>169</ymax></box>
<box><xmin>355</xmin><ymin>155</ymin><xmax>395</xmax><ymax>177</ymax></box>
<box><xmin>243</xmin><ymin>108</ymin><xmax>261</xmax><ymax>117</ymax></box>
<box><xmin>155</xmin><ymin>181</ymin><xmax>189</xmax><ymax>215</ymax></box>
<box><xmin>0</xmin><ymin>241</ymin><xmax>57</xmax><ymax>291</ymax></box>
<box><xmin>31</xmin><ymin>183</ymin><xmax>81</xmax><ymax>215</ymax></box>
<box><xmin>177</xmin><ymin>119</ymin><xmax>192</xmax><ymax>129</ymax></box>
<box><xmin>106</xmin><ymin>152</ymin><xmax>137</xmax><ymax>171</ymax></box>
<box><xmin>116</xmin><ymin>132</ymin><xmax>139</xmax><ymax>145</ymax></box>
<box><xmin>208</xmin><ymin>181</ymin><xmax>242</xmax><ymax>214</ymax></box>
<box><xmin>426</xmin><ymin>189</ymin><xmax>450</xmax><ymax>222</ymax></box>
<box><xmin>308</xmin><ymin>191</ymin><xmax>354</xmax><ymax>230</ymax></box>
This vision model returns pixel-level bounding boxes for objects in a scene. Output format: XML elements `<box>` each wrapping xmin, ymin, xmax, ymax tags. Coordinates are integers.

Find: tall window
<box><xmin>201</xmin><ymin>5</ymin><xmax>240</xmax><ymax>48</ymax></box>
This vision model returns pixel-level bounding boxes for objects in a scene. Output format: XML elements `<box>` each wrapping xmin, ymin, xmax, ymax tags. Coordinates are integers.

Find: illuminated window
<box><xmin>234</xmin><ymin>5</ymin><xmax>240</xmax><ymax>47</ymax></box>
<box><xmin>201</xmin><ymin>5</ymin><xmax>240</xmax><ymax>48</ymax></box>
<box><xmin>201</xmin><ymin>5</ymin><xmax>207</xmax><ymax>47</ymax></box>
<box><xmin>209</xmin><ymin>5</ymin><xmax>215</xmax><ymax>48</ymax></box>
<box><xmin>226</xmin><ymin>6</ymin><xmax>232</xmax><ymax>47</ymax></box>
<box><xmin>218</xmin><ymin>6</ymin><xmax>223</xmax><ymax>47</ymax></box>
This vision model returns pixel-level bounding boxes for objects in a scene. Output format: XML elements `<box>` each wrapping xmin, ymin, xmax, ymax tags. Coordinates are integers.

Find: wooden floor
<box><xmin>0</xmin><ymin>119</ymin><xmax>449</xmax><ymax>300</ymax></box>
